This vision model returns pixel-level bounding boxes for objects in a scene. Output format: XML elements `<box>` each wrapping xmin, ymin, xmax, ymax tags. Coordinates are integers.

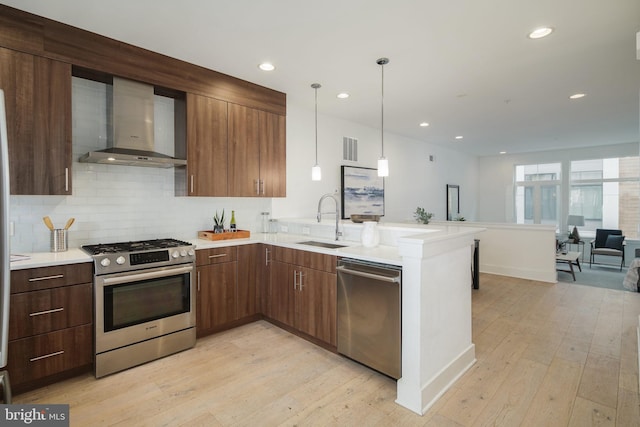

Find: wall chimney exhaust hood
<box><xmin>79</xmin><ymin>77</ymin><xmax>186</xmax><ymax>168</ymax></box>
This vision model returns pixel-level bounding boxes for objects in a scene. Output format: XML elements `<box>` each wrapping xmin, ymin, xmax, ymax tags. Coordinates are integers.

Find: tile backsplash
<box><xmin>9</xmin><ymin>77</ymin><xmax>270</xmax><ymax>253</ymax></box>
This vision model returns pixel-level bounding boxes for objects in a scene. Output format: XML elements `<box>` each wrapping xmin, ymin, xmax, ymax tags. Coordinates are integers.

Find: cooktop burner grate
<box><xmin>82</xmin><ymin>238</ymin><xmax>193</xmax><ymax>255</ymax></box>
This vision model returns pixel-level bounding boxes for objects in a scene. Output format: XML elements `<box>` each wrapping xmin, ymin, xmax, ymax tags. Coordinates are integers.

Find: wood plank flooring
<box><xmin>15</xmin><ymin>274</ymin><xmax>640</xmax><ymax>426</ymax></box>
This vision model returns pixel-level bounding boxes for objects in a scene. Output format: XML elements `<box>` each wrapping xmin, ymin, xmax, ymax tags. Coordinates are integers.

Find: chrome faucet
<box><xmin>317</xmin><ymin>193</ymin><xmax>341</xmax><ymax>241</ymax></box>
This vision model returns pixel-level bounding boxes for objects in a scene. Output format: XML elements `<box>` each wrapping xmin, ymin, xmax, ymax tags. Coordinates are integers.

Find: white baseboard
<box><xmin>481</xmin><ymin>263</ymin><xmax>557</xmax><ymax>283</ymax></box>
<box><xmin>405</xmin><ymin>344</ymin><xmax>476</xmax><ymax>415</ymax></box>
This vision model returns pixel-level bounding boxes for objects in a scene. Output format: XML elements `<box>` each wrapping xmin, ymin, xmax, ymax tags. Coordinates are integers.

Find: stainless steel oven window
<box><xmin>103</xmin><ymin>272</ymin><xmax>190</xmax><ymax>332</ymax></box>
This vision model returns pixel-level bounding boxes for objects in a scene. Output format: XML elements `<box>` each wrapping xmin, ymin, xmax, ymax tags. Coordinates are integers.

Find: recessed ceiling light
<box><xmin>337</xmin><ymin>92</ymin><xmax>350</xmax><ymax>99</ymax></box>
<box><xmin>528</xmin><ymin>27</ymin><xmax>554</xmax><ymax>39</ymax></box>
<box><xmin>258</xmin><ymin>62</ymin><xmax>275</xmax><ymax>71</ymax></box>
<box><xmin>455</xmin><ymin>135</ymin><xmax>463</xmax><ymax>140</ymax></box>
<box><xmin>419</xmin><ymin>122</ymin><xmax>430</xmax><ymax>127</ymax></box>
<box><xmin>569</xmin><ymin>93</ymin><xmax>586</xmax><ymax>99</ymax></box>
<box><xmin>499</xmin><ymin>151</ymin><xmax>507</xmax><ymax>155</ymax></box>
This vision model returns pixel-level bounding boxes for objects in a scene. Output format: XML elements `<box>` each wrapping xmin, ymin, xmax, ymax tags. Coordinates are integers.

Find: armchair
<box><xmin>590</xmin><ymin>228</ymin><xmax>625</xmax><ymax>270</ymax></box>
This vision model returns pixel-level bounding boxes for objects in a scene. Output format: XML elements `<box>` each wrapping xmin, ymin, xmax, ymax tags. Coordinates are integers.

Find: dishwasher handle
<box><xmin>336</xmin><ymin>265</ymin><xmax>400</xmax><ymax>283</ymax></box>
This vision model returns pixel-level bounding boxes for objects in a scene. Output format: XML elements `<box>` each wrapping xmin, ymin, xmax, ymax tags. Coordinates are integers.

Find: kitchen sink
<box><xmin>297</xmin><ymin>240</ymin><xmax>348</xmax><ymax>249</ymax></box>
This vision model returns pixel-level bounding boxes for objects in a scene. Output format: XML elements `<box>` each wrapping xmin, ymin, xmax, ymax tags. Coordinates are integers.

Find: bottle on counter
<box><xmin>230</xmin><ymin>210</ymin><xmax>237</xmax><ymax>232</ymax></box>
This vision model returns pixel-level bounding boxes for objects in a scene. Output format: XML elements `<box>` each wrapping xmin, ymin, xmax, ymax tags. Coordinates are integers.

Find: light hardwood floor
<box><xmin>15</xmin><ymin>274</ymin><xmax>640</xmax><ymax>426</ymax></box>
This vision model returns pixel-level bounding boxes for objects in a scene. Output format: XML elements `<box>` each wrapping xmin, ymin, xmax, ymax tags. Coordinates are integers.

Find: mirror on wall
<box><xmin>447</xmin><ymin>184</ymin><xmax>459</xmax><ymax>221</ymax></box>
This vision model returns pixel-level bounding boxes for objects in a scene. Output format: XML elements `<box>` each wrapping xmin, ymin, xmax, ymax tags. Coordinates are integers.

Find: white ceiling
<box><xmin>4</xmin><ymin>0</ymin><xmax>640</xmax><ymax>156</ymax></box>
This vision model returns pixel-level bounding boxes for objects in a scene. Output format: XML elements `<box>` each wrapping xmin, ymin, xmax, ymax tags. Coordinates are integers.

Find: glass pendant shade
<box><xmin>311</xmin><ymin>83</ymin><xmax>321</xmax><ymax>181</ymax></box>
<box><xmin>312</xmin><ymin>164</ymin><xmax>322</xmax><ymax>181</ymax></box>
<box><xmin>377</xmin><ymin>157</ymin><xmax>389</xmax><ymax>177</ymax></box>
<box><xmin>377</xmin><ymin>58</ymin><xmax>389</xmax><ymax>177</ymax></box>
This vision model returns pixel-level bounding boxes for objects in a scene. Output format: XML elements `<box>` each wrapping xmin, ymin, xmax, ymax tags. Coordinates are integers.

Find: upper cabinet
<box><xmin>186</xmin><ymin>93</ymin><xmax>228</xmax><ymax>196</ymax></box>
<box><xmin>0</xmin><ymin>48</ymin><xmax>72</xmax><ymax>195</ymax></box>
<box><xmin>0</xmin><ymin>5</ymin><xmax>286</xmax><ymax>197</ymax></box>
<box><xmin>228</xmin><ymin>104</ymin><xmax>286</xmax><ymax>197</ymax></box>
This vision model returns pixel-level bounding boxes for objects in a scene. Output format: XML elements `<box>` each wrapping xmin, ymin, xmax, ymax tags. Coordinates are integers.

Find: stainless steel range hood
<box><xmin>79</xmin><ymin>77</ymin><xmax>186</xmax><ymax>168</ymax></box>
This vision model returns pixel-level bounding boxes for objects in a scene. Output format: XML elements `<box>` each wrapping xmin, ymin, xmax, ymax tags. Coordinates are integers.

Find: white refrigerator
<box><xmin>0</xmin><ymin>89</ymin><xmax>13</xmax><ymax>403</ymax></box>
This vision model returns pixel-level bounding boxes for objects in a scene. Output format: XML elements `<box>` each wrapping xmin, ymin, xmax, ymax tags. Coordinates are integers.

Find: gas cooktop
<box><xmin>82</xmin><ymin>238</ymin><xmax>193</xmax><ymax>255</ymax></box>
<box><xmin>83</xmin><ymin>238</ymin><xmax>196</xmax><ymax>275</ymax></box>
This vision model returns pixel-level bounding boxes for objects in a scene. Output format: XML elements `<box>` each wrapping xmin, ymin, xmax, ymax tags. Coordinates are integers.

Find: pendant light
<box><xmin>377</xmin><ymin>58</ymin><xmax>389</xmax><ymax>177</ymax></box>
<box><xmin>311</xmin><ymin>83</ymin><xmax>322</xmax><ymax>181</ymax></box>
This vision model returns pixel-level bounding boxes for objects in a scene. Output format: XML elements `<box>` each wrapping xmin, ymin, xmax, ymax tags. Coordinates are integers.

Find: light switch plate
<box><xmin>280</xmin><ymin>225</ymin><xmax>288</xmax><ymax>233</ymax></box>
<box><xmin>302</xmin><ymin>227</ymin><xmax>310</xmax><ymax>235</ymax></box>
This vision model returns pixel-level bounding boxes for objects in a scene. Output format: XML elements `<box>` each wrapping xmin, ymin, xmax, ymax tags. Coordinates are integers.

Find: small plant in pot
<box><xmin>414</xmin><ymin>207</ymin><xmax>434</xmax><ymax>224</ymax></box>
<box><xmin>213</xmin><ymin>210</ymin><xmax>225</xmax><ymax>233</ymax></box>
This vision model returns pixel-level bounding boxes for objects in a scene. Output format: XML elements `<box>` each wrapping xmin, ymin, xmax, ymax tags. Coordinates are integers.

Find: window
<box><xmin>570</xmin><ymin>157</ymin><xmax>640</xmax><ymax>239</ymax></box>
<box><xmin>515</xmin><ymin>163</ymin><xmax>561</xmax><ymax>226</ymax></box>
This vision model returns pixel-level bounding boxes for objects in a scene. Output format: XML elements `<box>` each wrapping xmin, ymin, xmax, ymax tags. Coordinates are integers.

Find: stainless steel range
<box><xmin>82</xmin><ymin>238</ymin><xmax>196</xmax><ymax>378</ymax></box>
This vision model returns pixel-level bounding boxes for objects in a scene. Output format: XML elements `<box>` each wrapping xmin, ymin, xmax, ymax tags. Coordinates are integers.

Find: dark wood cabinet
<box><xmin>9</xmin><ymin>283</ymin><xmax>92</xmax><ymax>340</ymax></box>
<box><xmin>186</xmin><ymin>93</ymin><xmax>228</xmax><ymax>196</ymax></box>
<box><xmin>269</xmin><ymin>260</ymin><xmax>295</xmax><ymax>327</ymax></box>
<box><xmin>0</xmin><ymin>47</ymin><xmax>71</xmax><ymax>195</ymax></box>
<box><xmin>295</xmin><ymin>266</ymin><xmax>337</xmax><ymax>346</ymax></box>
<box><xmin>258</xmin><ymin>110</ymin><xmax>286</xmax><ymax>197</ymax></box>
<box><xmin>196</xmin><ymin>246</ymin><xmax>238</xmax><ymax>337</ymax></box>
<box><xmin>268</xmin><ymin>247</ymin><xmax>337</xmax><ymax>346</ymax></box>
<box><xmin>197</xmin><ymin>261</ymin><xmax>237</xmax><ymax>334</ymax></box>
<box><xmin>7</xmin><ymin>263</ymin><xmax>93</xmax><ymax>392</ymax></box>
<box><xmin>228</xmin><ymin>104</ymin><xmax>286</xmax><ymax>197</ymax></box>
<box><xmin>237</xmin><ymin>244</ymin><xmax>260</xmax><ymax>319</ymax></box>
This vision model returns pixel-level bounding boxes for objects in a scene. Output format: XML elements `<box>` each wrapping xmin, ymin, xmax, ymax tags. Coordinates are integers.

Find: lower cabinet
<box><xmin>269</xmin><ymin>247</ymin><xmax>337</xmax><ymax>347</ymax></box>
<box><xmin>196</xmin><ymin>244</ymin><xmax>337</xmax><ymax>347</ymax></box>
<box><xmin>7</xmin><ymin>325</ymin><xmax>92</xmax><ymax>387</ymax></box>
<box><xmin>196</xmin><ymin>245</ymin><xmax>261</xmax><ymax>337</ymax></box>
<box><xmin>196</xmin><ymin>247</ymin><xmax>238</xmax><ymax>337</ymax></box>
<box><xmin>197</xmin><ymin>261</ymin><xmax>237</xmax><ymax>334</ymax></box>
<box><xmin>8</xmin><ymin>263</ymin><xmax>93</xmax><ymax>392</ymax></box>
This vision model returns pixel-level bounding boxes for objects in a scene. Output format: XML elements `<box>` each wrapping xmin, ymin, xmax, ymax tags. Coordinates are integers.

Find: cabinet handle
<box><xmin>28</xmin><ymin>274</ymin><xmax>64</xmax><ymax>282</ymax></box>
<box><xmin>265</xmin><ymin>247</ymin><xmax>271</xmax><ymax>266</ymax></box>
<box><xmin>30</xmin><ymin>350</ymin><xmax>64</xmax><ymax>362</ymax></box>
<box><xmin>197</xmin><ymin>271</ymin><xmax>200</xmax><ymax>292</ymax></box>
<box><xmin>208</xmin><ymin>253</ymin><xmax>228</xmax><ymax>259</ymax></box>
<box><xmin>29</xmin><ymin>307</ymin><xmax>64</xmax><ymax>317</ymax></box>
<box><xmin>260</xmin><ymin>179</ymin><xmax>265</xmax><ymax>195</ymax></box>
<box><xmin>65</xmin><ymin>167</ymin><xmax>69</xmax><ymax>192</ymax></box>
<box><xmin>190</xmin><ymin>175</ymin><xmax>194</xmax><ymax>194</ymax></box>
<box><xmin>293</xmin><ymin>270</ymin><xmax>298</xmax><ymax>290</ymax></box>
<box><xmin>298</xmin><ymin>271</ymin><xmax>304</xmax><ymax>290</ymax></box>
<box><xmin>255</xmin><ymin>179</ymin><xmax>260</xmax><ymax>195</ymax></box>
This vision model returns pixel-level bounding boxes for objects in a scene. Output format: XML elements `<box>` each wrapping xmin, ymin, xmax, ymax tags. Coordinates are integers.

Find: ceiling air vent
<box><xmin>343</xmin><ymin>136</ymin><xmax>358</xmax><ymax>161</ymax></box>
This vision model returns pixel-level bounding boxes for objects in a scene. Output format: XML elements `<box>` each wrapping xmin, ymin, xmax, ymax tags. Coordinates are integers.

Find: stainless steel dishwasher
<box><xmin>337</xmin><ymin>258</ymin><xmax>402</xmax><ymax>379</ymax></box>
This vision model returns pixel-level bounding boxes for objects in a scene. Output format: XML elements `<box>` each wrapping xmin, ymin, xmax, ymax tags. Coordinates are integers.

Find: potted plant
<box><xmin>213</xmin><ymin>210</ymin><xmax>225</xmax><ymax>233</ymax></box>
<box><xmin>414</xmin><ymin>207</ymin><xmax>434</xmax><ymax>224</ymax></box>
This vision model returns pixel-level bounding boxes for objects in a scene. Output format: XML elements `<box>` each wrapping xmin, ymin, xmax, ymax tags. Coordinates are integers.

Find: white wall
<box><xmin>8</xmin><ymin>78</ymin><xmax>478</xmax><ymax>254</ymax></box>
<box><xmin>273</xmin><ymin>103</ymin><xmax>479</xmax><ymax>223</ymax></box>
<box><xmin>477</xmin><ymin>142</ymin><xmax>640</xmax><ymax>223</ymax></box>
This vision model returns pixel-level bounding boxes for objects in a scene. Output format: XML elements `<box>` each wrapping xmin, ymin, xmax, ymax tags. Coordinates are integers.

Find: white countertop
<box><xmin>10</xmin><ymin>248</ymin><xmax>93</xmax><ymax>270</ymax></box>
<box><xmin>10</xmin><ymin>222</ymin><xmax>486</xmax><ymax>270</ymax></box>
<box><xmin>193</xmin><ymin>233</ymin><xmax>403</xmax><ymax>265</ymax></box>
<box><xmin>9</xmin><ymin>235</ymin><xmax>402</xmax><ymax>270</ymax></box>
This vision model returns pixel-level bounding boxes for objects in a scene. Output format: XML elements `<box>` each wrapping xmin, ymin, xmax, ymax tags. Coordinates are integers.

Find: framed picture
<box><xmin>446</xmin><ymin>184</ymin><xmax>460</xmax><ymax>220</ymax></box>
<box><xmin>341</xmin><ymin>166</ymin><xmax>385</xmax><ymax>219</ymax></box>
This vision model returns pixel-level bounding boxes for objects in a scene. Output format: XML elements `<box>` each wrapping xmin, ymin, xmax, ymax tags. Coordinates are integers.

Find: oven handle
<box><xmin>102</xmin><ymin>265</ymin><xmax>193</xmax><ymax>286</ymax></box>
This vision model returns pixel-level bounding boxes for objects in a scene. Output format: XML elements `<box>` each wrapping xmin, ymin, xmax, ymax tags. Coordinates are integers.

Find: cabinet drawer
<box><xmin>196</xmin><ymin>246</ymin><xmax>238</xmax><ymax>266</ymax></box>
<box><xmin>273</xmin><ymin>247</ymin><xmax>336</xmax><ymax>273</ymax></box>
<box><xmin>9</xmin><ymin>283</ymin><xmax>92</xmax><ymax>340</ymax></box>
<box><xmin>11</xmin><ymin>263</ymin><xmax>93</xmax><ymax>293</ymax></box>
<box><xmin>7</xmin><ymin>324</ymin><xmax>93</xmax><ymax>386</ymax></box>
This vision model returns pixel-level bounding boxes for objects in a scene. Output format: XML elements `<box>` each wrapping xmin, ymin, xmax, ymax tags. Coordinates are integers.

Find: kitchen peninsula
<box><xmin>10</xmin><ymin>221</ymin><xmax>483</xmax><ymax>415</ymax></box>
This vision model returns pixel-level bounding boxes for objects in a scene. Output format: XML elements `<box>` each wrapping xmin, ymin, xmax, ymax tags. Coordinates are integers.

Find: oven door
<box><xmin>95</xmin><ymin>264</ymin><xmax>195</xmax><ymax>354</ymax></box>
